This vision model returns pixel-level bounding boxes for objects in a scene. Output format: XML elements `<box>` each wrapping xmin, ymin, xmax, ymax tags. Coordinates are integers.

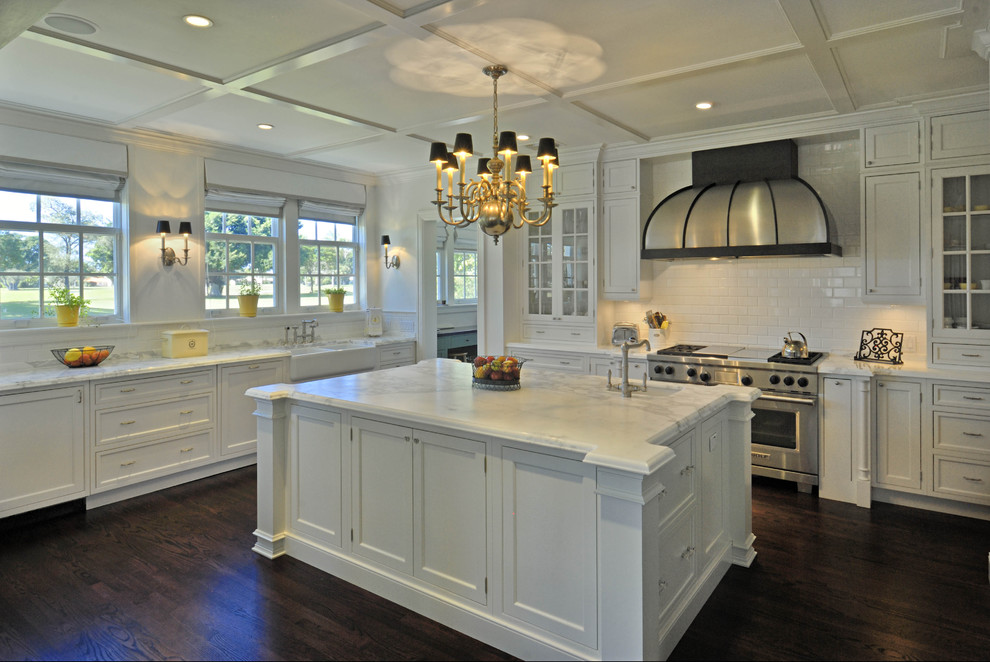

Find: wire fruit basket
<box><xmin>52</xmin><ymin>345</ymin><xmax>114</xmax><ymax>368</ymax></box>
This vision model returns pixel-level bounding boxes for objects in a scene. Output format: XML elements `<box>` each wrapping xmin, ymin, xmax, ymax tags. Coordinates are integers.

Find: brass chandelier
<box><xmin>429</xmin><ymin>65</ymin><xmax>557</xmax><ymax>244</ymax></box>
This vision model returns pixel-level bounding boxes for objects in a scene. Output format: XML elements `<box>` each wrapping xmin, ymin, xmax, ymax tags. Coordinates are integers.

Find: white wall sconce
<box><xmin>157</xmin><ymin>220</ymin><xmax>192</xmax><ymax>266</ymax></box>
<box><xmin>381</xmin><ymin>234</ymin><xmax>399</xmax><ymax>269</ymax></box>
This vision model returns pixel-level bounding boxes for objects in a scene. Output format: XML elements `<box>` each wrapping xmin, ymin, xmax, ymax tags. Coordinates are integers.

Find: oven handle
<box><xmin>758</xmin><ymin>394</ymin><xmax>818</xmax><ymax>406</ymax></box>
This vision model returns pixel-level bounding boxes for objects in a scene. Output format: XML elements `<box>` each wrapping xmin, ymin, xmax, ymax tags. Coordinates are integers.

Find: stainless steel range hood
<box><xmin>641</xmin><ymin>140</ymin><xmax>841</xmax><ymax>259</ymax></box>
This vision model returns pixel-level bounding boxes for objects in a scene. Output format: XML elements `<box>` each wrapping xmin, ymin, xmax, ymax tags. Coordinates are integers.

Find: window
<box><xmin>451</xmin><ymin>250</ymin><xmax>478</xmax><ymax>303</ymax></box>
<box><xmin>0</xmin><ymin>188</ymin><xmax>120</xmax><ymax>322</ymax></box>
<box><xmin>436</xmin><ymin>224</ymin><xmax>478</xmax><ymax>305</ymax></box>
<box><xmin>205</xmin><ymin>211</ymin><xmax>279</xmax><ymax>313</ymax></box>
<box><xmin>298</xmin><ymin>203</ymin><xmax>360</xmax><ymax>309</ymax></box>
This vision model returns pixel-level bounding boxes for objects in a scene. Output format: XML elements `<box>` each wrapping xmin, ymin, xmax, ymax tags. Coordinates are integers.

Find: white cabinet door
<box><xmin>524</xmin><ymin>200</ymin><xmax>596</xmax><ymax>324</ymax></box>
<box><xmin>501</xmin><ymin>446</ymin><xmax>597</xmax><ymax>648</ymax></box>
<box><xmin>931</xmin><ymin>110</ymin><xmax>990</xmax><ymax>160</ymax></box>
<box><xmin>699</xmin><ymin>416</ymin><xmax>724</xmax><ymax>564</ymax></box>
<box><xmin>863</xmin><ymin>172</ymin><xmax>922</xmax><ymax>300</ymax></box>
<box><xmin>863</xmin><ymin>122</ymin><xmax>920</xmax><ymax>167</ymax></box>
<box><xmin>413</xmin><ymin>430</ymin><xmax>488</xmax><ymax>604</ymax></box>
<box><xmin>289</xmin><ymin>405</ymin><xmax>343</xmax><ymax>548</ymax></box>
<box><xmin>602</xmin><ymin>159</ymin><xmax>638</xmax><ymax>194</ymax></box>
<box><xmin>820</xmin><ymin>377</ymin><xmax>855</xmax><ymax>503</ymax></box>
<box><xmin>602</xmin><ymin>196</ymin><xmax>651</xmax><ymax>300</ymax></box>
<box><xmin>351</xmin><ymin>417</ymin><xmax>414</xmax><ymax>573</ymax></box>
<box><xmin>874</xmin><ymin>379</ymin><xmax>923</xmax><ymax>491</ymax></box>
<box><xmin>0</xmin><ymin>386</ymin><xmax>86</xmax><ymax>516</ymax></box>
<box><xmin>556</xmin><ymin>161</ymin><xmax>597</xmax><ymax>198</ymax></box>
<box><xmin>220</xmin><ymin>359</ymin><xmax>283</xmax><ymax>456</ymax></box>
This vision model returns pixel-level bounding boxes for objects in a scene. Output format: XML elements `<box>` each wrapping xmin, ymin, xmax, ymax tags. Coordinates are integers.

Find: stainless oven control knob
<box><xmin>783</xmin><ymin>376</ymin><xmax>795</xmax><ymax>386</ymax></box>
<box><xmin>686</xmin><ymin>368</ymin><xmax>697</xmax><ymax>377</ymax></box>
<box><xmin>665</xmin><ymin>366</ymin><xmax>675</xmax><ymax>375</ymax></box>
<box><xmin>699</xmin><ymin>372</ymin><xmax>710</xmax><ymax>382</ymax></box>
<box><xmin>797</xmin><ymin>377</ymin><xmax>809</xmax><ymax>388</ymax></box>
<box><xmin>741</xmin><ymin>375</ymin><xmax>753</xmax><ymax>386</ymax></box>
<box><xmin>769</xmin><ymin>374</ymin><xmax>780</xmax><ymax>385</ymax></box>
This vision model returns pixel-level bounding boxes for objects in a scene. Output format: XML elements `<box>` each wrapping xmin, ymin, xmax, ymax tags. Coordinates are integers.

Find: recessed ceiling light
<box><xmin>695</xmin><ymin>101</ymin><xmax>714</xmax><ymax>110</ymax></box>
<box><xmin>43</xmin><ymin>14</ymin><xmax>98</xmax><ymax>35</ymax></box>
<box><xmin>183</xmin><ymin>15</ymin><xmax>213</xmax><ymax>28</ymax></box>
<box><xmin>517</xmin><ymin>134</ymin><xmax>530</xmax><ymax>141</ymax></box>
<box><xmin>257</xmin><ymin>124</ymin><xmax>274</xmax><ymax>130</ymax></box>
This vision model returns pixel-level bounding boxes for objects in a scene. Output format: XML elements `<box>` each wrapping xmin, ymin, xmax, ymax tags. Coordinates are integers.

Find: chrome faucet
<box><xmin>295</xmin><ymin>319</ymin><xmax>318</xmax><ymax>344</ymax></box>
<box><xmin>607</xmin><ymin>338</ymin><xmax>651</xmax><ymax>398</ymax></box>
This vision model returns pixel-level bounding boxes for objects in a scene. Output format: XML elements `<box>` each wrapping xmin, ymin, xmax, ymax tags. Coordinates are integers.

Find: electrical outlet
<box><xmin>904</xmin><ymin>335</ymin><xmax>916</xmax><ymax>352</ymax></box>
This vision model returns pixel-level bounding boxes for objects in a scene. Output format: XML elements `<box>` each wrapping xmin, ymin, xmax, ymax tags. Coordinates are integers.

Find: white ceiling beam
<box><xmin>0</xmin><ymin>0</ymin><xmax>60</xmax><ymax>49</ymax></box>
<box><xmin>778</xmin><ymin>0</ymin><xmax>855</xmax><ymax>114</ymax></box>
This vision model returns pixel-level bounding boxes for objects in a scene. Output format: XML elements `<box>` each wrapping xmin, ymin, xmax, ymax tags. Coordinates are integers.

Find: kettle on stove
<box><xmin>782</xmin><ymin>331</ymin><xmax>809</xmax><ymax>359</ymax></box>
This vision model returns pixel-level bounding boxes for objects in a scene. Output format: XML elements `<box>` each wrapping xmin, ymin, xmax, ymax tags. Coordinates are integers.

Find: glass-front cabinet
<box><xmin>932</xmin><ymin>166</ymin><xmax>990</xmax><ymax>337</ymax></box>
<box><xmin>524</xmin><ymin>200</ymin><xmax>595</xmax><ymax>323</ymax></box>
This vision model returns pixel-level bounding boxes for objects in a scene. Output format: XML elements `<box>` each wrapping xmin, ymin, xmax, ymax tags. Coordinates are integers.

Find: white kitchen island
<box><xmin>248</xmin><ymin>359</ymin><xmax>758</xmax><ymax>661</ymax></box>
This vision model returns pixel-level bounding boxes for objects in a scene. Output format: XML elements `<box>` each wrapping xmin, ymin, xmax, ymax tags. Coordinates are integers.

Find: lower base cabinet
<box><xmin>350</xmin><ymin>417</ymin><xmax>488</xmax><ymax>604</ymax></box>
<box><xmin>874</xmin><ymin>378</ymin><xmax>923</xmax><ymax>491</ymax></box>
<box><xmin>220</xmin><ymin>359</ymin><xmax>283</xmax><ymax>456</ymax></box>
<box><xmin>0</xmin><ymin>386</ymin><xmax>86</xmax><ymax>516</ymax></box>
<box><xmin>500</xmin><ymin>447</ymin><xmax>598</xmax><ymax>648</ymax></box>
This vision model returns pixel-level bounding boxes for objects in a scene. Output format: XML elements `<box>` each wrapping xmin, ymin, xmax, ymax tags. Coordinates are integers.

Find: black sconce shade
<box><xmin>156</xmin><ymin>220</ymin><xmax>171</xmax><ymax>234</ymax></box>
<box><xmin>381</xmin><ymin>234</ymin><xmax>390</xmax><ymax>246</ymax></box>
<box><xmin>178</xmin><ymin>221</ymin><xmax>192</xmax><ymax>235</ymax></box>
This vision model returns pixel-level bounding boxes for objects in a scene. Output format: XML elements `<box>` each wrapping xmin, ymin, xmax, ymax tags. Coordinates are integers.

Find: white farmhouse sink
<box><xmin>288</xmin><ymin>342</ymin><xmax>377</xmax><ymax>382</ymax></box>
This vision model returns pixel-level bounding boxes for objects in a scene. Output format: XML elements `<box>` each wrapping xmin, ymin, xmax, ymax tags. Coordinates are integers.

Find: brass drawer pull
<box><xmin>248</xmin><ymin>365</ymin><xmax>260</xmax><ymax>369</ymax></box>
<box><xmin>180</xmin><ymin>447</ymin><xmax>194</xmax><ymax>453</ymax></box>
<box><xmin>961</xmin><ymin>353</ymin><xmax>983</xmax><ymax>358</ymax></box>
<box><xmin>962</xmin><ymin>431</ymin><xmax>984</xmax><ymax>437</ymax></box>
<box><xmin>962</xmin><ymin>476</ymin><xmax>984</xmax><ymax>483</ymax></box>
<box><xmin>119</xmin><ymin>387</ymin><xmax>136</xmax><ymax>393</ymax></box>
<box><xmin>963</xmin><ymin>396</ymin><xmax>985</xmax><ymax>401</ymax></box>
<box><xmin>120</xmin><ymin>460</ymin><xmax>136</xmax><ymax>467</ymax></box>
<box><xmin>179</xmin><ymin>409</ymin><xmax>194</xmax><ymax>415</ymax></box>
<box><xmin>120</xmin><ymin>420</ymin><xmax>136</xmax><ymax>425</ymax></box>
<box><xmin>180</xmin><ymin>379</ymin><xmax>194</xmax><ymax>384</ymax></box>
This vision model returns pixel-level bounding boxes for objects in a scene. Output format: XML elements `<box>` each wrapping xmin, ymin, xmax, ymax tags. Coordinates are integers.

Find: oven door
<box><xmin>750</xmin><ymin>392</ymin><xmax>819</xmax><ymax>484</ymax></box>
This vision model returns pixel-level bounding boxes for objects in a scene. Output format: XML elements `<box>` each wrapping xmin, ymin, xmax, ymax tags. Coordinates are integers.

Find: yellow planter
<box><xmin>328</xmin><ymin>292</ymin><xmax>345</xmax><ymax>312</ymax></box>
<box><xmin>237</xmin><ymin>294</ymin><xmax>259</xmax><ymax>317</ymax></box>
<box><xmin>55</xmin><ymin>305</ymin><xmax>80</xmax><ymax>327</ymax></box>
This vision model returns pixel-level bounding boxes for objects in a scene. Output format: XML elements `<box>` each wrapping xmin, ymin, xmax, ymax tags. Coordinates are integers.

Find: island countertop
<box><xmin>247</xmin><ymin>358</ymin><xmax>759</xmax><ymax>475</ymax></box>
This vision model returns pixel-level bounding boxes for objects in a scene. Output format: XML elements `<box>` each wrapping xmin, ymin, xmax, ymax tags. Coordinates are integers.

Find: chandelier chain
<box><xmin>491</xmin><ymin>74</ymin><xmax>499</xmax><ymax>154</ymax></box>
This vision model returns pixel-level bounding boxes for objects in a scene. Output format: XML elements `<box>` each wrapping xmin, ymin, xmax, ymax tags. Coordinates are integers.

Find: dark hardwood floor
<box><xmin>0</xmin><ymin>468</ymin><xmax>987</xmax><ymax>661</ymax></box>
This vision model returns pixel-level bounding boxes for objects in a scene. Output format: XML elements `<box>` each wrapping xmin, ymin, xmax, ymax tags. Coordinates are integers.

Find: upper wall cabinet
<box><xmin>931</xmin><ymin>110</ymin><xmax>990</xmax><ymax>161</ymax></box>
<box><xmin>556</xmin><ymin>161</ymin><xmax>597</xmax><ymax>198</ymax></box>
<box><xmin>863</xmin><ymin>122</ymin><xmax>920</xmax><ymax>168</ymax></box>
<box><xmin>602</xmin><ymin>159</ymin><xmax>638</xmax><ymax>195</ymax></box>
<box><xmin>862</xmin><ymin>172</ymin><xmax>922</xmax><ymax>301</ymax></box>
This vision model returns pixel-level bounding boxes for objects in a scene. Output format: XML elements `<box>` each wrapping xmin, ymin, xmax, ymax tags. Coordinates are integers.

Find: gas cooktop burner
<box><xmin>655</xmin><ymin>344</ymin><xmax>746</xmax><ymax>359</ymax></box>
<box><xmin>655</xmin><ymin>344</ymin><xmax>706</xmax><ymax>355</ymax></box>
<box><xmin>767</xmin><ymin>351</ymin><xmax>824</xmax><ymax>365</ymax></box>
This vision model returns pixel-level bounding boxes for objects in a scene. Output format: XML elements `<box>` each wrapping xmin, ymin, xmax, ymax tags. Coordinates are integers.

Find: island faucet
<box><xmin>607</xmin><ymin>338</ymin><xmax>651</xmax><ymax>398</ymax></box>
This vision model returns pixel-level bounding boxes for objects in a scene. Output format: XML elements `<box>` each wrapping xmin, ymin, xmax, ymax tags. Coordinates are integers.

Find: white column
<box><xmin>252</xmin><ymin>396</ymin><xmax>289</xmax><ymax>558</ymax></box>
<box><xmin>855</xmin><ymin>377</ymin><xmax>873</xmax><ymax>508</ymax></box>
<box><xmin>727</xmin><ymin>399</ymin><xmax>757</xmax><ymax>567</ymax></box>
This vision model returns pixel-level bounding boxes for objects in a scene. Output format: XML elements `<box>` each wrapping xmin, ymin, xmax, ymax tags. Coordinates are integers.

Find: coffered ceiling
<box><xmin>0</xmin><ymin>0</ymin><xmax>987</xmax><ymax>175</ymax></box>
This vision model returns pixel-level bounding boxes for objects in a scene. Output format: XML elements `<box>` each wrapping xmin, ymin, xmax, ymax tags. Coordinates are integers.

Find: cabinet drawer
<box><xmin>94</xmin><ymin>369</ymin><xmax>215</xmax><ymax>406</ymax></box>
<box><xmin>932</xmin><ymin>383</ymin><xmax>990</xmax><ymax>410</ymax></box>
<box><xmin>934</xmin><ymin>413</ymin><xmax>990</xmax><ymax>455</ymax></box>
<box><xmin>95</xmin><ymin>393</ymin><xmax>214</xmax><ymax>446</ymax></box>
<box><xmin>519</xmin><ymin>351</ymin><xmax>587</xmax><ymax>373</ymax></box>
<box><xmin>933</xmin><ymin>456</ymin><xmax>990</xmax><ymax>502</ymax></box>
<box><xmin>656</xmin><ymin>507</ymin><xmax>696</xmax><ymax>622</ymax></box>
<box><xmin>932</xmin><ymin>344</ymin><xmax>990</xmax><ymax>368</ymax></box>
<box><xmin>656</xmin><ymin>430</ymin><xmax>695</xmax><ymax>528</ymax></box>
<box><xmin>95</xmin><ymin>430</ymin><xmax>214</xmax><ymax>490</ymax></box>
<box><xmin>379</xmin><ymin>344</ymin><xmax>414</xmax><ymax>366</ymax></box>
<box><xmin>522</xmin><ymin>323</ymin><xmax>595</xmax><ymax>344</ymax></box>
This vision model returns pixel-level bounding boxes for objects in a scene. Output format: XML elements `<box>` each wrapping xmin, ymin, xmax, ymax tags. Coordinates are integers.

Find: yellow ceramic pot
<box><xmin>55</xmin><ymin>305</ymin><xmax>80</xmax><ymax>327</ymax></box>
<box><xmin>237</xmin><ymin>294</ymin><xmax>259</xmax><ymax>317</ymax></box>
<box><xmin>328</xmin><ymin>292</ymin><xmax>345</xmax><ymax>312</ymax></box>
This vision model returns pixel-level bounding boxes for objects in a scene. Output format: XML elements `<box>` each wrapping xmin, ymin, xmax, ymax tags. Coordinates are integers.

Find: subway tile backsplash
<box><xmin>614</xmin><ymin>256</ymin><xmax>927</xmax><ymax>355</ymax></box>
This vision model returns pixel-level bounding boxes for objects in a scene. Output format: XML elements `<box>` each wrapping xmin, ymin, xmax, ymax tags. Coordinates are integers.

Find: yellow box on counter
<box><xmin>161</xmin><ymin>329</ymin><xmax>209</xmax><ymax>358</ymax></box>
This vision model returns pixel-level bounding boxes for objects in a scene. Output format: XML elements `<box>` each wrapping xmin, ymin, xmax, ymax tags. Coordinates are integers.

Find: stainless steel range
<box><xmin>647</xmin><ymin>344</ymin><xmax>825</xmax><ymax>491</ymax></box>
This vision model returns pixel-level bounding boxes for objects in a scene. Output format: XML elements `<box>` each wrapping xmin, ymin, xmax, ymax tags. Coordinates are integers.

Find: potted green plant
<box><xmin>47</xmin><ymin>284</ymin><xmax>89</xmax><ymax>327</ymax></box>
<box><xmin>324</xmin><ymin>287</ymin><xmax>346</xmax><ymax>312</ymax></box>
<box><xmin>238</xmin><ymin>281</ymin><xmax>262</xmax><ymax>317</ymax></box>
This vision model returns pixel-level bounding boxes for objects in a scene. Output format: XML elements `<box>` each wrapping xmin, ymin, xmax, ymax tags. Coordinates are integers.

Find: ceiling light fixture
<box><xmin>695</xmin><ymin>101</ymin><xmax>713</xmax><ymax>110</ymax></box>
<box><xmin>257</xmin><ymin>123</ymin><xmax>274</xmax><ymax>130</ymax></box>
<box><xmin>428</xmin><ymin>65</ymin><xmax>557</xmax><ymax>245</ymax></box>
<box><xmin>43</xmin><ymin>14</ymin><xmax>98</xmax><ymax>35</ymax></box>
<box><xmin>183</xmin><ymin>15</ymin><xmax>213</xmax><ymax>28</ymax></box>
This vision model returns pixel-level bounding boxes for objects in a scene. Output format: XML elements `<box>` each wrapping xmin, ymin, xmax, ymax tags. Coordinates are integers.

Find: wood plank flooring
<box><xmin>0</xmin><ymin>468</ymin><xmax>987</xmax><ymax>661</ymax></box>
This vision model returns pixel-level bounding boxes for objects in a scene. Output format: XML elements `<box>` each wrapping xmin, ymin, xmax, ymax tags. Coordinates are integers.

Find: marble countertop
<box><xmin>0</xmin><ymin>336</ymin><xmax>415</xmax><ymax>393</ymax></box>
<box><xmin>247</xmin><ymin>358</ymin><xmax>760</xmax><ymax>475</ymax></box>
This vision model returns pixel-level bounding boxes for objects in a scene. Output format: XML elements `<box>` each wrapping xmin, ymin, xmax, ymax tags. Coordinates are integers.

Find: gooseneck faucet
<box><xmin>607</xmin><ymin>338</ymin><xmax>651</xmax><ymax>398</ymax></box>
